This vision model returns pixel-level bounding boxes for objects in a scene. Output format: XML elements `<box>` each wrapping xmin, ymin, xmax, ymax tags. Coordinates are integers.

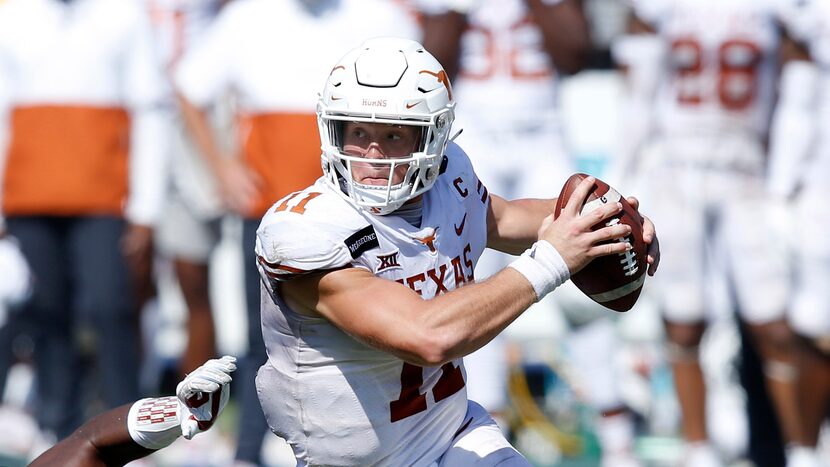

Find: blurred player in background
<box><xmin>0</xmin><ymin>0</ymin><xmax>169</xmax><ymax>441</ymax></box>
<box><xmin>173</xmin><ymin>1</ymin><xmax>419</xmax><ymax>464</ymax></box>
<box><xmin>417</xmin><ymin>1</ymin><xmax>642</xmax><ymax>465</ymax></box>
<box><xmin>617</xmin><ymin>0</ymin><xmax>816</xmax><ymax>465</ymax></box>
<box><xmin>145</xmin><ymin>0</ymin><xmax>230</xmax><ymax>379</ymax></box>
<box><xmin>29</xmin><ymin>356</ymin><xmax>236</xmax><ymax>467</ymax></box>
<box><xmin>769</xmin><ymin>0</ymin><xmax>830</xmax><ymax>462</ymax></box>
<box><xmin>0</xmin><ymin>232</ymin><xmax>31</xmax><ymax>397</ymax></box>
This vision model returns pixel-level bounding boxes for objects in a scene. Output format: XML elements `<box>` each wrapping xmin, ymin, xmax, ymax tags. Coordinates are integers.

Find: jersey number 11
<box><xmin>390</xmin><ymin>362</ymin><xmax>465</xmax><ymax>422</ymax></box>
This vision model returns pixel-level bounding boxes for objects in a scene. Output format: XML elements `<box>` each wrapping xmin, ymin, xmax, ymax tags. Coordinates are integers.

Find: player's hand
<box><xmin>540</xmin><ymin>176</ymin><xmax>632</xmax><ymax>274</ymax></box>
<box><xmin>176</xmin><ymin>355</ymin><xmax>237</xmax><ymax>440</ymax></box>
<box><xmin>217</xmin><ymin>158</ymin><xmax>263</xmax><ymax>215</ymax></box>
<box><xmin>625</xmin><ymin>196</ymin><xmax>660</xmax><ymax>276</ymax></box>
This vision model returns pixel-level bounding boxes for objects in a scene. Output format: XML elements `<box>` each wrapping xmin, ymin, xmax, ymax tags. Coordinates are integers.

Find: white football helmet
<box><xmin>318</xmin><ymin>37</ymin><xmax>456</xmax><ymax>215</ymax></box>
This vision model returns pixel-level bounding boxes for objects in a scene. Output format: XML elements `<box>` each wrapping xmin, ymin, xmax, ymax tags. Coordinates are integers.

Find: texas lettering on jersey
<box><xmin>394</xmin><ymin>243</ymin><xmax>476</xmax><ymax>297</ymax></box>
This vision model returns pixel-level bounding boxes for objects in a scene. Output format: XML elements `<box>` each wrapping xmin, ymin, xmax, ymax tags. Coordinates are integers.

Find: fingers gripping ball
<box><xmin>555</xmin><ymin>173</ymin><xmax>647</xmax><ymax>312</ymax></box>
<box><xmin>177</xmin><ymin>356</ymin><xmax>237</xmax><ymax>439</ymax></box>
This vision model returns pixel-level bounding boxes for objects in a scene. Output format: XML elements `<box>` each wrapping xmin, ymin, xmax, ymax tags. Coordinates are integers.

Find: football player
<box><xmin>616</xmin><ymin>0</ymin><xmax>816</xmax><ymax>465</ymax></box>
<box><xmin>28</xmin><ymin>356</ymin><xmax>236</xmax><ymax>467</ymax></box>
<box><xmin>0</xmin><ymin>0</ymin><xmax>169</xmax><ymax>439</ymax></box>
<box><xmin>253</xmin><ymin>37</ymin><xmax>659</xmax><ymax>466</ymax></box>
<box><xmin>144</xmin><ymin>0</ymin><xmax>230</xmax><ymax>380</ymax></box>
<box><xmin>769</xmin><ymin>0</ymin><xmax>830</xmax><ymax>462</ymax></box>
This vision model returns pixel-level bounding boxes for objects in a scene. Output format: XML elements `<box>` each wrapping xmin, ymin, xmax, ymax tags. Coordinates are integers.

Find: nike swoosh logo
<box><xmin>331</xmin><ymin>96</ymin><xmax>343</xmax><ymax>101</ymax></box>
<box><xmin>406</xmin><ymin>102</ymin><xmax>419</xmax><ymax>109</ymax></box>
<box><xmin>454</xmin><ymin>213</ymin><xmax>467</xmax><ymax>236</ymax></box>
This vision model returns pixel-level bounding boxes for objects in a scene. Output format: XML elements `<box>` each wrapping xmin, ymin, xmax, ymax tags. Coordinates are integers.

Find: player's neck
<box><xmin>393</xmin><ymin>196</ymin><xmax>423</xmax><ymax>227</ymax></box>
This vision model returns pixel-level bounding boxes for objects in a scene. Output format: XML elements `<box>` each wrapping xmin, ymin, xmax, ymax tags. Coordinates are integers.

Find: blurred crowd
<box><xmin>0</xmin><ymin>0</ymin><xmax>828</xmax><ymax>466</ymax></box>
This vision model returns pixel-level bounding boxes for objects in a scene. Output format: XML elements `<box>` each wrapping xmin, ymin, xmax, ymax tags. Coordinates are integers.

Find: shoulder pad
<box><xmin>255</xmin><ymin>190</ymin><xmax>375</xmax><ymax>281</ymax></box>
<box><xmin>443</xmin><ymin>141</ymin><xmax>490</xmax><ymax>202</ymax></box>
<box><xmin>442</xmin><ymin>142</ymin><xmax>476</xmax><ymax>179</ymax></box>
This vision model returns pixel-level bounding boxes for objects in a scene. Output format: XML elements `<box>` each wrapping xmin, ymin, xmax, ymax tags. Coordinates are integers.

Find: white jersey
<box><xmin>417</xmin><ymin>0</ymin><xmax>560</xmax><ymax>128</ymax></box>
<box><xmin>255</xmin><ymin>143</ymin><xmax>490</xmax><ymax>466</ymax></box>
<box><xmin>0</xmin><ymin>0</ymin><xmax>168</xmax><ymax>225</ymax></box>
<box><xmin>633</xmin><ymin>0</ymin><xmax>793</xmax><ymax>139</ymax></box>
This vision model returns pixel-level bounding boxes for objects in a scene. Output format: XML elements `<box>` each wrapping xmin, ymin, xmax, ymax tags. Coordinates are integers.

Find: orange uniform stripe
<box><xmin>3</xmin><ymin>105</ymin><xmax>129</xmax><ymax>216</ymax></box>
<box><xmin>238</xmin><ymin>113</ymin><xmax>322</xmax><ymax>217</ymax></box>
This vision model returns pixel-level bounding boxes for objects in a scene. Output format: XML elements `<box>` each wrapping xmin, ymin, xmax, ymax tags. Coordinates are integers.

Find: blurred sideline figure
<box><xmin>417</xmin><ymin>1</ymin><xmax>642</xmax><ymax>465</ymax></box>
<box><xmin>0</xmin><ymin>0</ymin><xmax>169</xmax><ymax>440</ymax></box>
<box><xmin>144</xmin><ymin>0</ymin><xmax>230</xmax><ymax>378</ymax></box>
<box><xmin>616</xmin><ymin>0</ymin><xmax>817</xmax><ymax>465</ymax></box>
<box><xmin>30</xmin><ymin>356</ymin><xmax>236</xmax><ymax>467</ymax></box>
<box><xmin>772</xmin><ymin>0</ymin><xmax>830</xmax><ymax>462</ymax></box>
<box><xmin>0</xmin><ymin>233</ymin><xmax>32</xmax><ymax>395</ymax></box>
<box><xmin>172</xmin><ymin>1</ymin><xmax>418</xmax><ymax>464</ymax></box>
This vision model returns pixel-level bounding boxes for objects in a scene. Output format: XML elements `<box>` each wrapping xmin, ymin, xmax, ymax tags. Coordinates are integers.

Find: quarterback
<box><xmin>254</xmin><ymin>37</ymin><xmax>659</xmax><ymax>466</ymax></box>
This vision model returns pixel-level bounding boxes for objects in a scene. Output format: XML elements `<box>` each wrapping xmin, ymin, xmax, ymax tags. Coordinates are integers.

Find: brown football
<box><xmin>554</xmin><ymin>173</ymin><xmax>647</xmax><ymax>312</ymax></box>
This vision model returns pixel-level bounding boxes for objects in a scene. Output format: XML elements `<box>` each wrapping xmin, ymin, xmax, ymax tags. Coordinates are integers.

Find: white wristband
<box><xmin>127</xmin><ymin>397</ymin><xmax>183</xmax><ymax>450</ymax></box>
<box><xmin>508</xmin><ymin>240</ymin><xmax>570</xmax><ymax>301</ymax></box>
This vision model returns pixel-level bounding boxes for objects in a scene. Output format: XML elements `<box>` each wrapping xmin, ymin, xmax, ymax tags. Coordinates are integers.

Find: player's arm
<box><xmin>175</xmin><ymin>91</ymin><xmax>231</xmax><ymax>189</ymax></box>
<box><xmin>418</xmin><ymin>7</ymin><xmax>467</xmax><ymax>81</ymax></box>
<box><xmin>605</xmin><ymin>8</ymin><xmax>664</xmax><ymax>186</ymax></box>
<box><xmin>29</xmin><ymin>356</ymin><xmax>236</xmax><ymax>467</ymax></box>
<box><xmin>524</xmin><ymin>0</ymin><xmax>592</xmax><ymax>75</ymax></box>
<box><xmin>28</xmin><ymin>404</ymin><xmax>151</xmax><ymax>467</ymax></box>
<box><xmin>766</xmin><ymin>28</ymin><xmax>817</xmax><ymax>200</ymax></box>
<box><xmin>175</xmin><ymin>91</ymin><xmax>262</xmax><ymax>215</ymax></box>
<box><xmin>172</xmin><ymin>4</ymin><xmax>262</xmax><ymax>215</ymax></box>
<box><xmin>485</xmin><ymin>194</ymin><xmax>557</xmax><ymax>255</ymax></box>
<box><xmin>281</xmin><ymin>178</ymin><xmax>631</xmax><ymax>367</ymax></box>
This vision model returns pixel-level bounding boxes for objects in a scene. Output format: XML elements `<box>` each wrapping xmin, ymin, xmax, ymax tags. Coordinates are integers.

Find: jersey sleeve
<box><xmin>256</xmin><ymin>215</ymin><xmax>355</xmax><ymax>284</ymax></box>
<box><xmin>254</xmin><ymin>187</ymin><xmax>377</xmax><ymax>285</ymax></box>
